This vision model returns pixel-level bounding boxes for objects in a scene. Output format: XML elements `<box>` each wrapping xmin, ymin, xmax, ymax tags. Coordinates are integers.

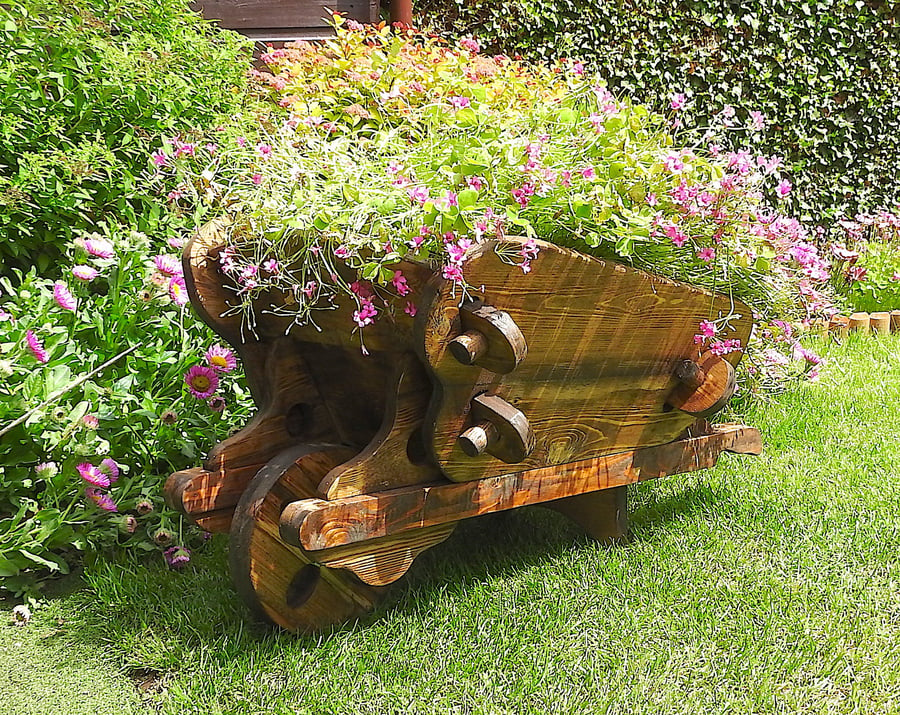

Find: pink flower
<box><xmin>334</xmin><ymin>246</ymin><xmax>350</xmax><ymax>259</ymax></box>
<box><xmin>776</xmin><ymin>179</ymin><xmax>792</xmax><ymax>197</ymax></box>
<box><xmin>153</xmin><ymin>255</ymin><xmax>181</xmax><ymax>277</ymax></box>
<box><xmin>72</xmin><ymin>265</ymin><xmax>99</xmax><ymax>281</ymax></box>
<box><xmin>251</xmin><ymin>173</ymin><xmax>262</xmax><ymax>185</ymax></box>
<box><xmin>53</xmin><ymin>282</ymin><xmax>76</xmax><ymax>311</ymax></box>
<box><xmin>84</xmin><ymin>237</ymin><xmax>114</xmax><ymax>259</ymax></box>
<box><xmin>699</xmin><ymin>320</ymin><xmax>717</xmax><ymax>338</ymax></box>
<box><xmin>164</xmin><ymin>545</ymin><xmax>191</xmax><ymax>568</ymax></box>
<box><xmin>151</xmin><ymin>150</ymin><xmax>168</xmax><ymax>167</ymax></box>
<box><xmin>466</xmin><ymin>175</ymin><xmax>485</xmax><ymax>191</ymax></box>
<box><xmin>391</xmin><ymin>270</ymin><xmax>410</xmax><ymax>296</ymax></box>
<box><xmin>236</xmin><ymin>136</ymin><xmax>247</xmax><ymax>147</ymax></box>
<box><xmin>167</xmin><ymin>235</ymin><xmax>185</xmax><ymax>250</ymax></box>
<box><xmin>663</xmin><ymin>154</ymin><xmax>684</xmax><ymax>173</ymax></box>
<box><xmin>407</xmin><ymin>185</ymin><xmax>429</xmax><ymax>204</ymax></box>
<box><xmin>205</xmin><ymin>345</ymin><xmax>237</xmax><ymax>373</ymax></box>
<box><xmin>581</xmin><ymin>166</ymin><xmax>596</xmax><ymax>180</ymax></box>
<box><xmin>459</xmin><ymin>37</ymin><xmax>480</xmax><ymax>53</ymax></box>
<box><xmin>352</xmin><ymin>298</ymin><xmax>378</xmax><ymax>328</ymax></box>
<box><xmin>670</xmin><ymin>93</ymin><xmax>686</xmax><ymax>111</ymax></box>
<box><xmin>442</xmin><ymin>264</ymin><xmax>465</xmax><ymax>284</ymax></box>
<box><xmin>25</xmin><ymin>330</ymin><xmax>48</xmax><ymax>363</ymax></box>
<box><xmin>449</xmin><ymin>96</ymin><xmax>471</xmax><ymax>110</ymax></box>
<box><xmin>208</xmin><ymin>395</ymin><xmax>226</xmax><ymax>412</ymax></box>
<box><xmin>697</xmin><ymin>247</ymin><xmax>716</xmax><ymax>263</ymax></box>
<box><xmin>77</xmin><ymin>462</ymin><xmax>109</xmax><ymax>488</ymax></box>
<box><xmin>184</xmin><ymin>365</ymin><xmax>219</xmax><ymax>399</ymax></box>
<box><xmin>263</xmin><ymin>258</ymin><xmax>279</xmax><ymax>274</ymax></box>
<box><xmin>256</xmin><ymin>143</ymin><xmax>272</xmax><ymax>159</ymax></box>
<box><xmin>891</xmin><ymin>272</ymin><xmax>900</xmax><ymax>282</ymax></box>
<box><xmin>169</xmin><ymin>275</ymin><xmax>188</xmax><ymax>306</ymax></box>
<box><xmin>708</xmin><ymin>339</ymin><xmax>742</xmax><ymax>356</ymax></box>
<box><xmin>404</xmin><ymin>301</ymin><xmax>417</xmax><ymax>317</ymax></box>
<box><xmin>572</xmin><ymin>61</ymin><xmax>584</xmax><ymax>76</ymax></box>
<box><xmin>85</xmin><ymin>487</ymin><xmax>117</xmax><ymax>512</ymax></box>
<box><xmin>99</xmin><ymin>458</ymin><xmax>120</xmax><ymax>483</ymax></box>
<box><xmin>749</xmin><ymin>110</ymin><xmax>766</xmax><ymax>131</ymax></box>
<box><xmin>82</xmin><ymin>414</ymin><xmax>99</xmax><ymax>429</ymax></box>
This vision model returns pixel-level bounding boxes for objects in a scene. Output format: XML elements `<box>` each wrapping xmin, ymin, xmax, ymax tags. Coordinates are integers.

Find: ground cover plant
<box><xmin>416</xmin><ymin>0</ymin><xmax>900</xmax><ymax>225</ymax></box>
<box><xmin>159</xmin><ymin>19</ymin><xmax>832</xmax><ymax>378</ymax></box>
<box><xmin>2</xmin><ymin>333</ymin><xmax>899</xmax><ymax>714</ymax></box>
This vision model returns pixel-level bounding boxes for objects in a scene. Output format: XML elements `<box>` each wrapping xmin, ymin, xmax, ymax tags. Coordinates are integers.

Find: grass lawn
<box><xmin>2</xmin><ymin>334</ymin><xmax>900</xmax><ymax>714</ymax></box>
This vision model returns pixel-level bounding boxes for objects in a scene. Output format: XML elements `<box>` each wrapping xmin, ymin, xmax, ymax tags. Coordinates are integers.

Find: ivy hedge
<box><xmin>416</xmin><ymin>0</ymin><xmax>900</xmax><ymax>223</ymax></box>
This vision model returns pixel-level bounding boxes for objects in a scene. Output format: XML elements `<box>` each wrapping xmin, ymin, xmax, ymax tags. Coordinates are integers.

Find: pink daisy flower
<box><xmin>184</xmin><ymin>365</ymin><xmax>219</xmax><ymax>399</ymax></box>
<box><xmin>77</xmin><ymin>462</ymin><xmax>110</xmax><ymax>488</ymax></box>
<box><xmin>85</xmin><ymin>487</ymin><xmax>117</xmax><ymax>512</ymax></box>
<box><xmin>153</xmin><ymin>255</ymin><xmax>181</xmax><ymax>277</ymax></box>
<box><xmin>205</xmin><ymin>345</ymin><xmax>237</xmax><ymax>373</ymax></box>
<box><xmin>169</xmin><ymin>275</ymin><xmax>188</xmax><ymax>306</ymax></box>
<box><xmin>72</xmin><ymin>265</ymin><xmax>99</xmax><ymax>281</ymax></box>
<box><xmin>53</xmin><ymin>282</ymin><xmax>76</xmax><ymax>311</ymax></box>
<box><xmin>164</xmin><ymin>545</ymin><xmax>191</xmax><ymax>569</ymax></box>
<box><xmin>697</xmin><ymin>247</ymin><xmax>716</xmax><ymax>263</ymax></box>
<box><xmin>208</xmin><ymin>395</ymin><xmax>226</xmax><ymax>412</ymax></box>
<box><xmin>99</xmin><ymin>458</ymin><xmax>120</xmax><ymax>483</ymax></box>
<box><xmin>82</xmin><ymin>414</ymin><xmax>99</xmax><ymax>429</ymax></box>
<box><xmin>25</xmin><ymin>330</ymin><xmax>48</xmax><ymax>363</ymax></box>
<box><xmin>84</xmin><ymin>237</ymin><xmax>114</xmax><ymax>259</ymax></box>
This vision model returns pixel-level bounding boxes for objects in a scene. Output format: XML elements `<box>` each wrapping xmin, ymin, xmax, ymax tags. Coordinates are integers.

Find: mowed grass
<box><xmin>2</xmin><ymin>334</ymin><xmax>900</xmax><ymax>714</ymax></box>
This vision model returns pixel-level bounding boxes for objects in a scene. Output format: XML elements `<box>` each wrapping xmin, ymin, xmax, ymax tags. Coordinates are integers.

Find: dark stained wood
<box><xmin>449</xmin><ymin>303</ymin><xmax>528</xmax><ymax>374</ymax></box>
<box><xmin>229</xmin><ymin>444</ymin><xmax>386</xmax><ymax>633</ymax></box>
<box><xmin>544</xmin><ymin>486</ymin><xmax>628</xmax><ymax>544</ymax></box>
<box><xmin>666</xmin><ymin>351</ymin><xmax>736</xmax><ymax>417</ymax></box>
<box><xmin>417</xmin><ymin>237</ymin><xmax>754</xmax><ymax>483</ymax></box>
<box><xmin>459</xmin><ymin>393</ymin><xmax>535</xmax><ymax>463</ymax></box>
<box><xmin>317</xmin><ymin>354</ymin><xmax>445</xmax><ymax>499</ymax></box>
<box><xmin>281</xmin><ymin>424</ymin><xmax>762</xmax><ymax>552</ymax></box>
<box><xmin>190</xmin><ymin>0</ymin><xmax>378</xmax><ymax>36</ymax></box>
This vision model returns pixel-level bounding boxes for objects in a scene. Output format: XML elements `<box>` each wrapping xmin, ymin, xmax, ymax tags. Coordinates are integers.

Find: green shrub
<box><xmin>415</xmin><ymin>0</ymin><xmax>900</xmax><ymax>223</ymax></box>
<box><xmin>0</xmin><ymin>0</ymin><xmax>253</xmax><ymax>273</ymax></box>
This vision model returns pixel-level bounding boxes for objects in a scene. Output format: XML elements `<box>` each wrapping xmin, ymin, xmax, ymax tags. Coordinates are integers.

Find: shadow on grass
<box><xmin>49</xmin><ymin>479</ymin><xmax>745</xmax><ymax>661</ymax></box>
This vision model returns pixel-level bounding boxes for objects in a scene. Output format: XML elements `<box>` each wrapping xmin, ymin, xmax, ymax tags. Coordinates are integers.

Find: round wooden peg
<box><xmin>848</xmin><ymin>312</ymin><xmax>870</xmax><ymax>333</ymax></box>
<box><xmin>871</xmin><ymin>312</ymin><xmax>891</xmax><ymax>335</ymax></box>
<box><xmin>458</xmin><ymin>420</ymin><xmax>500</xmax><ymax>457</ymax></box>
<box><xmin>449</xmin><ymin>330</ymin><xmax>489</xmax><ymax>365</ymax></box>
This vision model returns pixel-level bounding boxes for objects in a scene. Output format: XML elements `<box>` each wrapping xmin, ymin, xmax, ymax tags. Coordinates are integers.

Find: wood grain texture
<box><xmin>544</xmin><ymin>485</ymin><xmax>628</xmax><ymax>544</ymax></box>
<box><xmin>317</xmin><ymin>354</ymin><xmax>444</xmax><ymax>499</ymax></box>
<box><xmin>870</xmin><ymin>312</ymin><xmax>891</xmax><ymax>335</ymax></box>
<box><xmin>417</xmin><ymin>238</ymin><xmax>754</xmax><ymax>483</ymax></box>
<box><xmin>849</xmin><ymin>312</ymin><xmax>870</xmax><ymax>333</ymax></box>
<box><xmin>666</xmin><ymin>351</ymin><xmax>736</xmax><ymax>417</ymax></box>
<box><xmin>282</xmin><ymin>423</ymin><xmax>762</xmax><ymax>552</ymax></box>
<box><xmin>191</xmin><ymin>0</ymin><xmax>377</xmax><ymax>30</ymax></box>
<box><xmin>229</xmin><ymin>444</ymin><xmax>387</xmax><ymax>633</ymax></box>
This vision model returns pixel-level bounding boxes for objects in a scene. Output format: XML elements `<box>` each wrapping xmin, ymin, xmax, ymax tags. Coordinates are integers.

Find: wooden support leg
<box><xmin>545</xmin><ymin>486</ymin><xmax>629</xmax><ymax>544</ymax></box>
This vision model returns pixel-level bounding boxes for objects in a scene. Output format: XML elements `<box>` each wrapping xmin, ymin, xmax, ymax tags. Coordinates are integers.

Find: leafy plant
<box><xmin>0</xmin><ymin>0</ymin><xmax>253</xmax><ymax>274</ymax></box>
<box><xmin>415</xmin><ymin>0</ymin><xmax>900</xmax><ymax>225</ymax></box>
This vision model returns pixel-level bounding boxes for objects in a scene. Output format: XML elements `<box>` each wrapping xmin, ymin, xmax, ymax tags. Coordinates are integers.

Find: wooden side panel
<box><xmin>190</xmin><ymin>0</ymin><xmax>378</xmax><ymax>33</ymax></box>
<box><xmin>418</xmin><ymin>238</ymin><xmax>754</xmax><ymax>482</ymax></box>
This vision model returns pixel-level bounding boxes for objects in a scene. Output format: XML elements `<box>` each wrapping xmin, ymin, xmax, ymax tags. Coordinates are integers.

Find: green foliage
<box><xmin>0</xmin><ymin>227</ymin><xmax>252</xmax><ymax>593</ymax></box>
<box><xmin>416</xmin><ymin>0</ymin><xmax>900</xmax><ymax>223</ymax></box>
<box><xmin>0</xmin><ymin>0</ymin><xmax>253</xmax><ymax>273</ymax></box>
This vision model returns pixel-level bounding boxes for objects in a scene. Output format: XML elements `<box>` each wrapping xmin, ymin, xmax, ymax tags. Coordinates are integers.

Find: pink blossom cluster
<box><xmin>182</xmin><ymin>345</ymin><xmax>237</xmax><ymax>411</ymax></box>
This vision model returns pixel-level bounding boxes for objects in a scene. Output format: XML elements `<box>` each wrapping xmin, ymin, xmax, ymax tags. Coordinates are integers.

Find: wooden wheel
<box><xmin>229</xmin><ymin>444</ymin><xmax>388</xmax><ymax>633</ymax></box>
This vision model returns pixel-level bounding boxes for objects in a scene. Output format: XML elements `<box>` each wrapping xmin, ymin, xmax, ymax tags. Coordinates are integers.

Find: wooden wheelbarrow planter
<box><xmin>166</xmin><ymin>221</ymin><xmax>762</xmax><ymax>632</ymax></box>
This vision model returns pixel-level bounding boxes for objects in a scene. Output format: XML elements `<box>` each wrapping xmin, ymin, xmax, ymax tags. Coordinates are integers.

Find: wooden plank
<box><xmin>544</xmin><ymin>485</ymin><xmax>628</xmax><ymax>544</ymax></box>
<box><xmin>191</xmin><ymin>0</ymin><xmax>377</xmax><ymax>30</ymax></box>
<box><xmin>282</xmin><ymin>423</ymin><xmax>762</xmax><ymax>552</ymax></box>
<box><xmin>417</xmin><ymin>238</ymin><xmax>754</xmax><ymax>483</ymax></box>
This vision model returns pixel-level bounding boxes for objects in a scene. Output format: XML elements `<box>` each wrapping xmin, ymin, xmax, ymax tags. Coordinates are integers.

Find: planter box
<box><xmin>166</xmin><ymin>220</ymin><xmax>762</xmax><ymax>632</ymax></box>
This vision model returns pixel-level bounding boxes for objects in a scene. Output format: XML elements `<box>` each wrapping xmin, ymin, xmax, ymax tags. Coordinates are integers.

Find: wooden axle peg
<box><xmin>449</xmin><ymin>330</ymin><xmax>489</xmax><ymax>365</ymax></box>
<box><xmin>666</xmin><ymin>351</ymin><xmax>736</xmax><ymax>418</ymax></box>
<box><xmin>458</xmin><ymin>420</ymin><xmax>500</xmax><ymax>457</ymax></box>
<box><xmin>457</xmin><ymin>393</ymin><xmax>535</xmax><ymax>463</ymax></box>
<box><xmin>450</xmin><ymin>302</ymin><xmax>527</xmax><ymax>374</ymax></box>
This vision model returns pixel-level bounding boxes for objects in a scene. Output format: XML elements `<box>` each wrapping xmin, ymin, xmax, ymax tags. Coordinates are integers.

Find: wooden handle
<box><xmin>458</xmin><ymin>420</ymin><xmax>500</xmax><ymax>457</ymax></box>
<box><xmin>449</xmin><ymin>330</ymin><xmax>489</xmax><ymax>365</ymax></box>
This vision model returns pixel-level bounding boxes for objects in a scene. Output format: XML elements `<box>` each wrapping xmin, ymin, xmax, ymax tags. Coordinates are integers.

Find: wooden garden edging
<box><xmin>165</xmin><ymin>220</ymin><xmax>762</xmax><ymax>632</ymax></box>
<box><xmin>821</xmin><ymin>310</ymin><xmax>900</xmax><ymax>337</ymax></box>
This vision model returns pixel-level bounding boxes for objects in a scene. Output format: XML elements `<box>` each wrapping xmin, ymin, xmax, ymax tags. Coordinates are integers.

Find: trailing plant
<box><xmin>415</xmin><ymin>0</ymin><xmax>900</xmax><ymax>224</ymax></box>
<box><xmin>0</xmin><ymin>0</ymin><xmax>254</xmax><ymax>274</ymax></box>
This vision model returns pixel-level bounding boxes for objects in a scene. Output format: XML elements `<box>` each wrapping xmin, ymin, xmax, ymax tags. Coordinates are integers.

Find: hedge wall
<box><xmin>416</xmin><ymin>0</ymin><xmax>900</xmax><ymax>223</ymax></box>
